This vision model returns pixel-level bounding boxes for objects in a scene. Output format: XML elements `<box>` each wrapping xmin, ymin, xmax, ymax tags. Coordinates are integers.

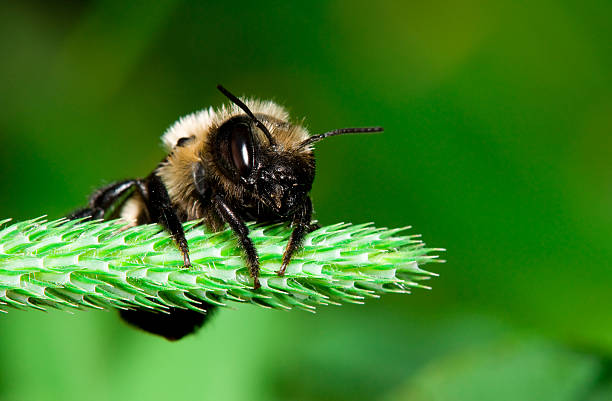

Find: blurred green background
<box><xmin>1</xmin><ymin>1</ymin><xmax>611</xmax><ymax>400</ymax></box>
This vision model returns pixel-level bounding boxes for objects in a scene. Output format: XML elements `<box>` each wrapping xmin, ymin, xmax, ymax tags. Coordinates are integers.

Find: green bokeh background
<box><xmin>1</xmin><ymin>1</ymin><xmax>610</xmax><ymax>400</ymax></box>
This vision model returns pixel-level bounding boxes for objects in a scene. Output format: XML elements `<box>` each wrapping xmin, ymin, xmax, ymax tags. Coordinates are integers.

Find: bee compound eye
<box><xmin>229</xmin><ymin>124</ymin><xmax>253</xmax><ymax>177</ymax></box>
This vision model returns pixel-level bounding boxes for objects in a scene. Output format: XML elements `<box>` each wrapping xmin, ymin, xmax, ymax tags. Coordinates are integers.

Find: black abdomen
<box><xmin>119</xmin><ymin>302</ymin><xmax>216</xmax><ymax>341</ymax></box>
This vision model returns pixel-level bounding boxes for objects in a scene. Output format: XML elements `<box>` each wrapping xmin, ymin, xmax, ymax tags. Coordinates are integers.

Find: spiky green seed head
<box><xmin>0</xmin><ymin>218</ymin><xmax>443</xmax><ymax>314</ymax></box>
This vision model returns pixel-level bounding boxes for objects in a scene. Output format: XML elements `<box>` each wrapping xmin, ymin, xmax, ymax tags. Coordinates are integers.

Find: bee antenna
<box><xmin>217</xmin><ymin>85</ymin><xmax>277</xmax><ymax>146</ymax></box>
<box><xmin>298</xmin><ymin>127</ymin><xmax>383</xmax><ymax>149</ymax></box>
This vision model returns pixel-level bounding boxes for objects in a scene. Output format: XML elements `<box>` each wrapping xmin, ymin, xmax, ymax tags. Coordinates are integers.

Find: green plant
<box><xmin>0</xmin><ymin>217</ymin><xmax>442</xmax><ymax>314</ymax></box>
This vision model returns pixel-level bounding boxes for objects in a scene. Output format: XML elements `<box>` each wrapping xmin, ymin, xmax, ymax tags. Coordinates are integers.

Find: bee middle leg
<box><xmin>143</xmin><ymin>174</ymin><xmax>192</xmax><ymax>268</ymax></box>
<box><xmin>212</xmin><ymin>194</ymin><xmax>261</xmax><ymax>289</ymax></box>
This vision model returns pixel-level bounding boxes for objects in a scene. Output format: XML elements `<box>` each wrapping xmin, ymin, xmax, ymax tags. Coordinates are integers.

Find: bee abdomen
<box><xmin>119</xmin><ymin>303</ymin><xmax>217</xmax><ymax>341</ymax></box>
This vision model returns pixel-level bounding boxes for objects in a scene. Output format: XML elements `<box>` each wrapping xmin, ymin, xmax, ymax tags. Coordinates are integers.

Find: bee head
<box><xmin>213</xmin><ymin>85</ymin><xmax>381</xmax><ymax>217</ymax></box>
<box><xmin>254</xmin><ymin>151</ymin><xmax>314</xmax><ymax>216</ymax></box>
<box><xmin>213</xmin><ymin>113</ymin><xmax>314</xmax><ymax>216</ymax></box>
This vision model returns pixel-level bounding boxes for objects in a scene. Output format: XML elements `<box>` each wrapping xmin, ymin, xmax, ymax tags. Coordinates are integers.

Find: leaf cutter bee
<box><xmin>68</xmin><ymin>85</ymin><xmax>382</xmax><ymax>340</ymax></box>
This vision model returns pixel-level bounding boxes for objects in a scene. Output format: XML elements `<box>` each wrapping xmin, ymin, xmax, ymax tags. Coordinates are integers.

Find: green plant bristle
<box><xmin>0</xmin><ymin>217</ymin><xmax>444</xmax><ymax>314</ymax></box>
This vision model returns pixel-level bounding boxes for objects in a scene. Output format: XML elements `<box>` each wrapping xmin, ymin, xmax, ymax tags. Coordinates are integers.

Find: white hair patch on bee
<box><xmin>161</xmin><ymin>99</ymin><xmax>308</xmax><ymax>152</ymax></box>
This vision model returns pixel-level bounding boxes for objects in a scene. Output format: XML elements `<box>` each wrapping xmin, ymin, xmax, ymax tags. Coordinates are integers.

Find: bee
<box><xmin>69</xmin><ymin>85</ymin><xmax>382</xmax><ymax>340</ymax></box>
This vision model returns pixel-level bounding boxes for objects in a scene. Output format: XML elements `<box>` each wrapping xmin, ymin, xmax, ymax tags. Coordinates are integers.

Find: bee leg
<box><xmin>278</xmin><ymin>196</ymin><xmax>313</xmax><ymax>276</ymax></box>
<box><xmin>144</xmin><ymin>174</ymin><xmax>191</xmax><ymax>268</ymax></box>
<box><xmin>67</xmin><ymin>179</ymin><xmax>142</xmax><ymax>220</ymax></box>
<box><xmin>212</xmin><ymin>194</ymin><xmax>261</xmax><ymax>289</ymax></box>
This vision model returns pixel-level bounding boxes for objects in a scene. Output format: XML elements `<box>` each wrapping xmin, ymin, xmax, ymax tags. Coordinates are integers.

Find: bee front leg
<box><xmin>278</xmin><ymin>196</ymin><xmax>314</xmax><ymax>276</ymax></box>
<box><xmin>212</xmin><ymin>194</ymin><xmax>261</xmax><ymax>289</ymax></box>
<box><xmin>144</xmin><ymin>174</ymin><xmax>191</xmax><ymax>268</ymax></box>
